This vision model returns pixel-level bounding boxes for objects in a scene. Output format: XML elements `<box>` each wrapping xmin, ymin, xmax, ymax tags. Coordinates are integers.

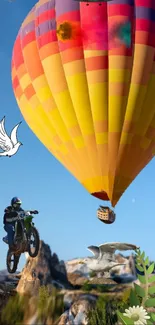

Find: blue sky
<box><xmin>0</xmin><ymin>0</ymin><xmax>155</xmax><ymax>271</ymax></box>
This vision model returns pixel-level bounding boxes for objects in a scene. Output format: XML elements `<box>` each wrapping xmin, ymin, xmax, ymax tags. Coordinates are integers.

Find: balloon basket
<box><xmin>97</xmin><ymin>206</ymin><xmax>116</xmax><ymax>224</ymax></box>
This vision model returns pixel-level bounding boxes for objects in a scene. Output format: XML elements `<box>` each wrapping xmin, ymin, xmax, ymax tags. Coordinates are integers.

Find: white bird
<box><xmin>82</xmin><ymin>242</ymin><xmax>139</xmax><ymax>273</ymax></box>
<box><xmin>0</xmin><ymin>116</ymin><xmax>22</xmax><ymax>157</ymax></box>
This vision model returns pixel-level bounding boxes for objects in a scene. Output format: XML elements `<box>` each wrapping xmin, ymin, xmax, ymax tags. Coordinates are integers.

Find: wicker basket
<box><xmin>97</xmin><ymin>206</ymin><xmax>116</xmax><ymax>224</ymax></box>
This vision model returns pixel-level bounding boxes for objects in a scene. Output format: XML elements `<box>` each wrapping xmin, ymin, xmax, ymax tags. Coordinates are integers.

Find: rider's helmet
<box><xmin>11</xmin><ymin>197</ymin><xmax>22</xmax><ymax>210</ymax></box>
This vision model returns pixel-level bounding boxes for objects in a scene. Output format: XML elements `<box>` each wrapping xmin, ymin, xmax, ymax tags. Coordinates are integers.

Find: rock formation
<box><xmin>57</xmin><ymin>294</ymin><xmax>97</xmax><ymax>325</ymax></box>
<box><xmin>16</xmin><ymin>240</ymin><xmax>71</xmax><ymax>295</ymax></box>
<box><xmin>65</xmin><ymin>253</ymin><xmax>136</xmax><ymax>287</ymax></box>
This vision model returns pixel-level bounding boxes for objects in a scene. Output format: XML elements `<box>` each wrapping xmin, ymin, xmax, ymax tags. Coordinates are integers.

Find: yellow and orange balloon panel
<box><xmin>12</xmin><ymin>0</ymin><xmax>155</xmax><ymax>207</ymax></box>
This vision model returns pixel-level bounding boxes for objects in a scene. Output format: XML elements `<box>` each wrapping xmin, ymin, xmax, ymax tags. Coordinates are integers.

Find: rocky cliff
<box><xmin>16</xmin><ymin>241</ymin><xmax>71</xmax><ymax>295</ymax></box>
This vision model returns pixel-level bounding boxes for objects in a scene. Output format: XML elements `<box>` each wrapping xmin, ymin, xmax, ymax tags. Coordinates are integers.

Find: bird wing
<box><xmin>99</xmin><ymin>242</ymin><xmax>138</xmax><ymax>259</ymax></box>
<box><xmin>107</xmin><ymin>243</ymin><xmax>138</xmax><ymax>252</ymax></box>
<box><xmin>10</xmin><ymin>122</ymin><xmax>21</xmax><ymax>145</ymax></box>
<box><xmin>0</xmin><ymin>117</ymin><xmax>13</xmax><ymax>151</ymax></box>
<box><xmin>87</xmin><ymin>246</ymin><xmax>100</xmax><ymax>258</ymax></box>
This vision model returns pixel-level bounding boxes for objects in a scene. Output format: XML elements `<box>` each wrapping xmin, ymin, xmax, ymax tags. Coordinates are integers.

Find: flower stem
<box><xmin>140</xmin><ymin>257</ymin><xmax>149</xmax><ymax>307</ymax></box>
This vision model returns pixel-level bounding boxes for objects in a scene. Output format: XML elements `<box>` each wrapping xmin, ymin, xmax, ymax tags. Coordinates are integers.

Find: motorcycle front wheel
<box><xmin>28</xmin><ymin>227</ymin><xmax>40</xmax><ymax>258</ymax></box>
<box><xmin>6</xmin><ymin>250</ymin><xmax>20</xmax><ymax>274</ymax></box>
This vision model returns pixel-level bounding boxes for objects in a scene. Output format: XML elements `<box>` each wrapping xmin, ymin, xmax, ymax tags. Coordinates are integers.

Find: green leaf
<box><xmin>147</xmin><ymin>263</ymin><xmax>155</xmax><ymax>275</ymax></box>
<box><xmin>145</xmin><ymin>257</ymin><xmax>149</xmax><ymax>266</ymax></box>
<box><xmin>136</xmin><ymin>260</ymin><xmax>142</xmax><ymax>266</ymax></box>
<box><xmin>148</xmin><ymin>275</ymin><xmax>155</xmax><ymax>283</ymax></box>
<box><xmin>138</xmin><ymin>274</ymin><xmax>146</xmax><ymax>284</ymax></box>
<box><xmin>135</xmin><ymin>264</ymin><xmax>144</xmax><ymax>272</ymax></box>
<box><xmin>147</xmin><ymin>320</ymin><xmax>154</xmax><ymax>325</ymax></box>
<box><xmin>134</xmin><ymin>283</ymin><xmax>145</xmax><ymax>297</ymax></box>
<box><xmin>136</xmin><ymin>254</ymin><xmax>141</xmax><ymax>260</ymax></box>
<box><xmin>151</xmin><ymin>313</ymin><xmax>155</xmax><ymax>321</ymax></box>
<box><xmin>148</xmin><ymin>286</ymin><xmax>155</xmax><ymax>295</ymax></box>
<box><xmin>129</xmin><ymin>289</ymin><xmax>140</xmax><ymax>306</ymax></box>
<box><xmin>117</xmin><ymin>311</ymin><xmax>134</xmax><ymax>325</ymax></box>
<box><xmin>147</xmin><ymin>312</ymin><xmax>154</xmax><ymax>323</ymax></box>
<box><xmin>145</xmin><ymin>298</ymin><xmax>155</xmax><ymax>308</ymax></box>
<box><xmin>141</xmin><ymin>251</ymin><xmax>145</xmax><ymax>259</ymax></box>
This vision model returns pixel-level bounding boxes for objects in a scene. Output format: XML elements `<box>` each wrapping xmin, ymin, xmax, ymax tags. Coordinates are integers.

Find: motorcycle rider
<box><xmin>3</xmin><ymin>197</ymin><xmax>24</xmax><ymax>251</ymax></box>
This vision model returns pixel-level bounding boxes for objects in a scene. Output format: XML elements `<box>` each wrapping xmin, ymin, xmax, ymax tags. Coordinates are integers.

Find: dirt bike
<box><xmin>3</xmin><ymin>210</ymin><xmax>40</xmax><ymax>273</ymax></box>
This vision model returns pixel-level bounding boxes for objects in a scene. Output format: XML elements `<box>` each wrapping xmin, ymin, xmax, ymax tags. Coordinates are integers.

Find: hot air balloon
<box><xmin>11</xmin><ymin>0</ymin><xmax>155</xmax><ymax>223</ymax></box>
<box><xmin>74</xmin><ymin>0</ymin><xmax>112</xmax><ymax>3</ymax></box>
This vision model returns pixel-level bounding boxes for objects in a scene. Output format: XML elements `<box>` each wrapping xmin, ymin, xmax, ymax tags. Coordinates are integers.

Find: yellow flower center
<box><xmin>131</xmin><ymin>313</ymin><xmax>139</xmax><ymax>321</ymax></box>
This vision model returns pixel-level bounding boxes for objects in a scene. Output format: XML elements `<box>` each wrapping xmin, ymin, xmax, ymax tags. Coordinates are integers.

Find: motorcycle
<box><xmin>3</xmin><ymin>210</ymin><xmax>40</xmax><ymax>273</ymax></box>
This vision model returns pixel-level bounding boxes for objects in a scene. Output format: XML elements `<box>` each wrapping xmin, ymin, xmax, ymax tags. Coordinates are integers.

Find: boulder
<box><xmin>57</xmin><ymin>294</ymin><xmax>97</xmax><ymax>325</ymax></box>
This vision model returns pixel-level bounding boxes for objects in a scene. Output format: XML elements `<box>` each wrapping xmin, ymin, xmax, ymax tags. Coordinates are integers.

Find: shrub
<box><xmin>37</xmin><ymin>285</ymin><xmax>64</xmax><ymax>323</ymax></box>
<box><xmin>87</xmin><ymin>291</ymin><xmax>130</xmax><ymax>325</ymax></box>
<box><xmin>82</xmin><ymin>281</ymin><xmax>92</xmax><ymax>292</ymax></box>
<box><xmin>89</xmin><ymin>271</ymin><xmax>97</xmax><ymax>278</ymax></box>
<box><xmin>1</xmin><ymin>294</ymin><xmax>27</xmax><ymax>325</ymax></box>
<box><xmin>1</xmin><ymin>286</ymin><xmax>64</xmax><ymax>325</ymax></box>
<box><xmin>96</xmin><ymin>284</ymin><xmax>112</xmax><ymax>293</ymax></box>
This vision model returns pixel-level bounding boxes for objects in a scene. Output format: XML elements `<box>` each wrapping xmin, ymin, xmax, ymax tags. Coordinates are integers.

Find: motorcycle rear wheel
<box><xmin>28</xmin><ymin>227</ymin><xmax>40</xmax><ymax>258</ymax></box>
<box><xmin>6</xmin><ymin>250</ymin><xmax>20</xmax><ymax>274</ymax></box>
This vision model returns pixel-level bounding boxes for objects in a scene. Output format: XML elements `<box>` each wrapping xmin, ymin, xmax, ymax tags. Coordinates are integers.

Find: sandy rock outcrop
<box><xmin>16</xmin><ymin>241</ymin><xmax>71</xmax><ymax>295</ymax></box>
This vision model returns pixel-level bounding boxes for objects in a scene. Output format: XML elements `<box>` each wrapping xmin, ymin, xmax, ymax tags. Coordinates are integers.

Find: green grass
<box><xmin>1</xmin><ymin>294</ymin><xmax>27</xmax><ymax>325</ymax></box>
<box><xmin>0</xmin><ymin>286</ymin><xmax>64</xmax><ymax>325</ymax></box>
<box><xmin>87</xmin><ymin>291</ymin><xmax>130</xmax><ymax>325</ymax></box>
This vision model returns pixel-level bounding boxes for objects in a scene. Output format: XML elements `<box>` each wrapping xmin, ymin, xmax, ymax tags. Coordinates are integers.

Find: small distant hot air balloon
<box><xmin>11</xmin><ymin>0</ymin><xmax>155</xmax><ymax>225</ymax></box>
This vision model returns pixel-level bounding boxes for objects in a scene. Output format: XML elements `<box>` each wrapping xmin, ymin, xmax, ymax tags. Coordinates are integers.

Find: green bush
<box><xmin>37</xmin><ymin>285</ymin><xmax>64</xmax><ymax>323</ymax></box>
<box><xmin>89</xmin><ymin>271</ymin><xmax>97</xmax><ymax>278</ymax></box>
<box><xmin>1</xmin><ymin>294</ymin><xmax>26</xmax><ymax>325</ymax></box>
<box><xmin>82</xmin><ymin>281</ymin><xmax>92</xmax><ymax>292</ymax></box>
<box><xmin>82</xmin><ymin>282</ymin><xmax>114</xmax><ymax>293</ymax></box>
<box><xmin>87</xmin><ymin>291</ymin><xmax>130</xmax><ymax>325</ymax></box>
<box><xmin>96</xmin><ymin>284</ymin><xmax>111</xmax><ymax>293</ymax></box>
<box><xmin>1</xmin><ymin>286</ymin><xmax>64</xmax><ymax>325</ymax></box>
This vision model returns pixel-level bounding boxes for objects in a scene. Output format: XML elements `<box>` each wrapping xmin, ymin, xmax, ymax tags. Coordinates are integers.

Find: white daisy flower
<box><xmin>123</xmin><ymin>305</ymin><xmax>150</xmax><ymax>325</ymax></box>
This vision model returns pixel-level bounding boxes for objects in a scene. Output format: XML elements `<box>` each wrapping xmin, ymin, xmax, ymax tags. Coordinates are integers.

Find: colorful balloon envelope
<box><xmin>74</xmin><ymin>0</ymin><xmax>112</xmax><ymax>2</ymax></box>
<box><xmin>12</xmin><ymin>0</ymin><xmax>155</xmax><ymax>207</ymax></box>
